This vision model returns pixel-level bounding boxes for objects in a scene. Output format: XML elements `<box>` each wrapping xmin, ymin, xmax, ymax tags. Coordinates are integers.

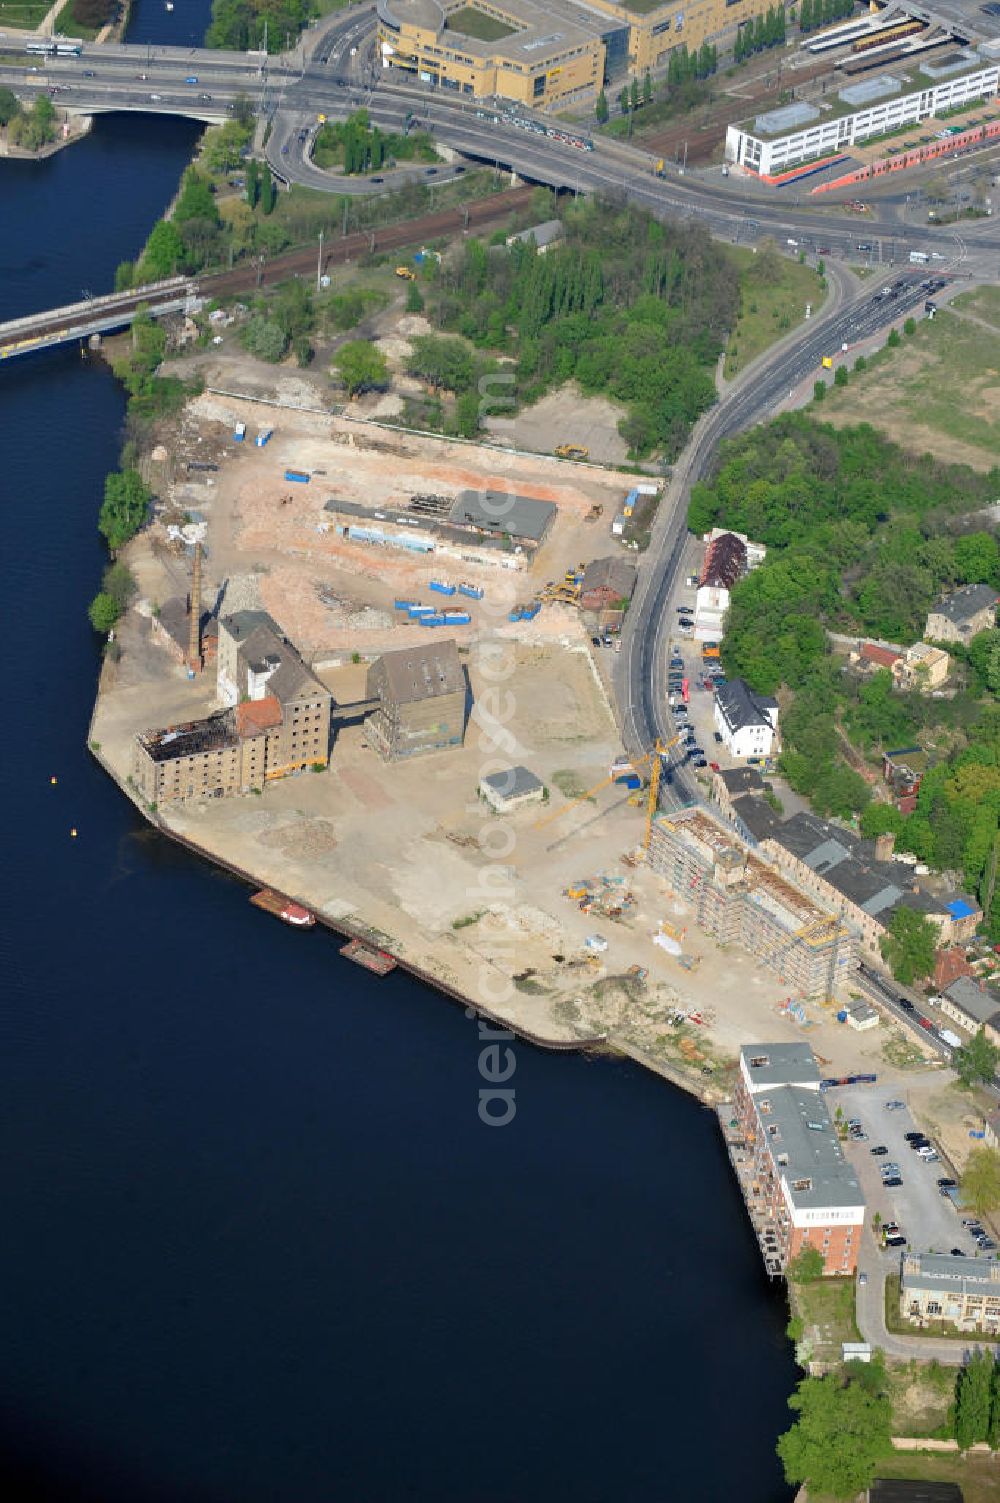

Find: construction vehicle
<box><xmin>395</xmin><ymin>266</ymin><xmax>416</xmax><ymax>280</ymax></box>
<box><xmin>585</xmin><ymin>503</ymin><xmax>604</xmax><ymax>523</ymax></box>
<box><xmin>554</xmin><ymin>444</ymin><xmax>588</xmax><ymax>461</ymax></box>
<box><xmin>821</xmin><ymin>356</ymin><xmax>834</xmax><ymax>370</ymax></box>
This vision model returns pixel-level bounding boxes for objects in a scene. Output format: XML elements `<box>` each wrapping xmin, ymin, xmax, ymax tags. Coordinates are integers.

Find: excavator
<box><xmin>534</xmin><ymin>735</ymin><xmax>683</xmax><ymax>853</ymax></box>
<box><xmin>554</xmin><ymin>444</ymin><xmax>589</xmax><ymax>461</ymax></box>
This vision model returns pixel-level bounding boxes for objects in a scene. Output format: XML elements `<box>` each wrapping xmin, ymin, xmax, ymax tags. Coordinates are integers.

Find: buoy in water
<box><xmin>50</xmin><ymin>775</ymin><xmax>58</xmax><ymax>785</ymax></box>
<box><xmin>70</xmin><ymin>828</ymin><xmax>78</xmax><ymax>838</ymax></box>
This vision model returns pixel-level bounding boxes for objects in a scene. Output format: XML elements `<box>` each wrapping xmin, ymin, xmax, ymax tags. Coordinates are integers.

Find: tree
<box><xmin>595</xmin><ymin>88</ymin><xmax>609</xmax><ymax>124</ymax></box>
<box><xmin>87</xmin><ymin>592</ymin><xmax>121</xmax><ymax>634</ymax></box>
<box><xmin>246</xmin><ymin>156</ymin><xmax>260</xmax><ymax>210</ymax></box>
<box><xmin>98</xmin><ymin>469</ymin><xmax>151</xmax><ymax>551</ymax></box>
<box><xmin>241</xmin><ymin>316</ymin><xmax>288</xmax><ymax>363</ymax></box>
<box><xmin>139</xmin><ymin>219</ymin><xmax>184</xmax><ymax>280</ymax></box>
<box><xmin>887</xmin><ymin>328</ymin><xmax>901</xmax><ymax>348</ymax></box>
<box><xmin>962</xmin><ymin>1148</ymin><xmax>1000</xmax><ymax>1216</ymax></box>
<box><xmin>405</xmin><ymin>334</ymin><xmax>475</xmax><ymax>393</ymax></box>
<box><xmin>259</xmin><ymin>161</ymin><xmax>276</xmax><ymax>215</ymax></box>
<box><xmin>114</xmin><ymin>261</ymin><xmax>135</xmax><ymax>292</ymax></box>
<box><xmin>102</xmin><ymin>561</ymin><xmax>137</xmax><ymax>611</ymax></box>
<box><xmin>989</xmin><ymin>1353</ymin><xmax>1000</xmax><ymax>1449</ymax></box>
<box><xmin>0</xmin><ymin>86</ymin><xmax>20</xmax><ymax>125</ymax></box>
<box><xmin>813</xmin><ymin>380</ymin><xmax>826</xmax><ymax>401</ymax></box>
<box><xmin>834</xmin><ymin>365</ymin><xmax>848</xmax><ymax>388</ymax></box>
<box><xmin>879</xmin><ymin>908</ymin><xmax>937</xmax><ymax>985</ymax></box>
<box><xmin>618</xmin><ymin>87</ymin><xmax>629</xmax><ymax>116</ymax></box>
<box><xmin>854</xmin><ymin>355</ymin><xmax>867</xmax><ymax>373</ymax></box>
<box><xmin>953</xmin><ymin>1029</ymin><xmax>1000</xmax><ymax>1088</ymax></box>
<box><xmin>861</xmin><ymin>803</ymin><xmax>904</xmax><ymax>840</ymax></box>
<box><xmin>33</xmin><ymin>94</ymin><xmax>54</xmax><ymax>132</ymax></box>
<box><xmin>231</xmin><ymin>92</ymin><xmax>255</xmax><ymax>129</ymax></box>
<box><xmin>904</xmin><ymin>317</ymin><xmax>917</xmax><ymax>336</ymax></box>
<box><xmin>174</xmin><ymin>168</ymin><xmax>218</xmax><ymax>226</ymax></box>
<box><xmin>642</xmin><ymin>70</ymin><xmax>652</xmax><ymax>105</ymax></box>
<box><xmin>777</xmin><ymin>1371</ymin><xmax>893</xmax><ymax>1496</ymax></box>
<box><xmin>786</xmin><ymin>1245</ymin><xmax>825</xmax><ymax>1281</ymax></box>
<box><xmin>630</xmin><ymin>77</ymin><xmax>640</xmax><ymax>111</ymax></box>
<box><xmin>333</xmin><ymin>340</ymin><xmax>388</xmax><ymax>397</ymax></box>
<box><xmin>955</xmin><ymin>1349</ymin><xmax>994</xmax><ymax>1449</ymax></box>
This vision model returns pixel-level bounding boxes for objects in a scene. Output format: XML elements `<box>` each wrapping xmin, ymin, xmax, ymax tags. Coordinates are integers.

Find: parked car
<box><xmin>885</xmin><ymin>1100</ymin><xmax>905</xmax><ymax>1111</ymax></box>
<box><xmin>979</xmin><ymin>1238</ymin><xmax>997</xmax><ymax>1250</ymax></box>
<box><xmin>904</xmin><ymin>1132</ymin><xmax>926</xmax><ymax>1142</ymax></box>
<box><xmin>713</xmin><ymin>732</ymin><xmax>723</xmax><ymax>744</ymax></box>
<box><xmin>950</xmin><ymin>1248</ymin><xmax>966</xmax><ymax>1256</ymax></box>
<box><xmin>871</xmin><ymin>1145</ymin><xmax>889</xmax><ymax>1156</ymax></box>
<box><xmin>858</xmin><ymin>1271</ymin><xmax>868</xmax><ymax>1285</ymax></box>
<box><xmin>897</xmin><ymin>999</ymin><xmax>915</xmax><ymax>1012</ymax></box>
<box><xmin>883</xmin><ymin>1177</ymin><xmax>903</xmax><ymax>1188</ymax></box>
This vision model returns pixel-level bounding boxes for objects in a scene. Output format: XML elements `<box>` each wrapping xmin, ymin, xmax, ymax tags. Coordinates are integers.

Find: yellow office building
<box><xmin>376</xmin><ymin>0</ymin><xmax>782</xmax><ymax>112</ymax></box>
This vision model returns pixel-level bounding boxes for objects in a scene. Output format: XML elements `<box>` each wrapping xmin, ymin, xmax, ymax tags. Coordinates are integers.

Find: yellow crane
<box><xmin>534</xmin><ymin>736</ymin><xmax>682</xmax><ymax>846</ymax></box>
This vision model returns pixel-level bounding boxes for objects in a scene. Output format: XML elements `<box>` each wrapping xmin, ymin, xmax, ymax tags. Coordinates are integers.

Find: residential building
<box><xmin>893</xmin><ymin>641</ymin><xmax>950</xmax><ymax>693</ymax></box>
<box><xmin>579</xmin><ymin>556</ymin><xmax>637</xmax><ymax>612</ymax></box>
<box><xmin>133</xmin><ymin>609</ymin><xmax>332</xmax><ymax>804</ymax></box>
<box><xmin>855</xmin><ymin>642</ymin><xmax>902</xmax><ymax>674</ymax></box>
<box><xmin>710</xmin><ymin>765</ymin><xmax>765</xmax><ymax>826</ymax></box>
<box><xmin>939</xmin><ymin>976</ymin><xmax>1000</xmax><ymax>1046</ymax></box>
<box><xmin>649</xmin><ymin>808</ymin><xmax>857</xmax><ymax>1000</ymax></box>
<box><xmin>365</xmin><ymin>639</ymin><xmax>466</xmax><ymax>760</ymax></box>
<box><xmin>733</xmin><ymin>1043</ymin><xmax>865</xmax><ymax>1276</ymax></box>
<box><xmin>933</xmin><ymin>945</ymin><xmax>974</xmax><ymax>992</ymax></box>
<box><xmin>899</xmin><ymin>1250</ymin><xmax>1000</xmax><ymax>1334</ymax></box>
<box><xmin>505</xmin><ymin>219</ymin><xmax>563</xmax><ymax>252</ymax></box>
<box><xmin>694</xmin><ymin>529</ymin><xmax>765</xmax><ymax>643</ymax></box>
<box><xmin>714</xmin><ymin>678</ymin><xmax>779</xmax><ymax>760</ymax></box>
<box><xmin>925</xmin><ymin>583</ymin><xmax>998</xmax><ymax>645</ymax></box>
<box><xmin>479</xmin><ymin>764</ymin><xmax>544</xmax><ymax>813</ymax></box>
<box><xmin>377</xmin><ymin>0</ymin><xmax>780</xmax><ymax>114</ymax></box>
<box><xmin>726</xmin><ymin>55</ymin><xmax>1000</xmax><ymax>179</ymax></box>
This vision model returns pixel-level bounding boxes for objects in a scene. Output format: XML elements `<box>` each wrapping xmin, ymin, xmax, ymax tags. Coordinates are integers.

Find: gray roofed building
<box><xmin>739</xmin><ymin>1042</ymin><xmax>822</xmax><ymax>1093</ymax></box>
<box><xmin>449</xmin><ymin>490</ymin><xmax>557</xmax><ymax>548</ymax></box>
<box><xmin>365</xmin><ymin>639</ymin><xmax>466</xmax><ymax>761</ymax></box>
<box><xmin>505</xmin><ymin>219</ymin><xmax>564</xmax><ymax>251</ymax></box>
<box><xmin>731</xmin><ymin>793</ymin><xmax>782</xmax><ymax>845</ymax></box>
<box><xmin>378</xmin><ymin>639</ymin><xmax>464</xmax><ymax>704</ymax></box>
<box><xmin>717</xmin><ymin>767</ymin><xmax>765</xmax><ymax>796</ymax></box>
<box><xmin>900</xmin><ymin>1250</ymin><xmax>1000</xmax><ymax>1333</ymax></box>
<box><xmin>579</xmin><ymin>556</ymin><xmax>637</xmax><ymax>610</ymax></box>
<box><xmin>925</xmin><ymin>584</ymin><xmax>998</xmax><ymax>644</ymax></box>
<box><xmin>218</xmin><ymin>609</ymin><xmax>323</xmax><ymax>708</ymax></box>
<box><xmin>714</xmin><ymin>678</ymin><xmax>778</xmax><ymax>759</ymax></box>
<box><xmin>755</xmin><ymin>1084</ymin><xmax>864</xmax><ymax>1212</ymax></box>
<box><xmin>479</xmin><ymin>765</ymin><xmax>545</xmax><ymax>813</ymax></box>
<box><xmin>940</xmin><ymin>976</ymin><xmax>1000</xmax><ymax>1040</ymax></box>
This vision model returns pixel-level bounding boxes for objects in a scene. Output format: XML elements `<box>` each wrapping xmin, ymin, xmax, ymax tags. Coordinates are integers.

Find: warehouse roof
<box><xmin>740</xmin><ymin>1042</ymin><xmax>821</xmax><ymax>1089</ymax></box>
<box><xmin>377</xmin><ymin>639</ymin><xmax>464</xmax><ymax>704</ymax></box>
<box><xmin>717</xmin><ymin>767</ymin><xmax>765</xmax><ymax>796</ymax></box>
<box><xmin>220</xmin><ymin>611</ymin><xmax>328</xmax><ymax>706</ymax></box>
<box><xmin>449</xmin><ymin>490</ymin><xmax>557</xmax><ymax>544</ymax></box>
<box><xmin>581</xmin><ymin>556</ymin><xmax>637</xmax><ymax>599</ymax></box>
<box><xmin>732</xmin><ymin>793</ymin><xmax>783</xmax><ymax>843</ymax></box>
<box><xmin>506</xmin><ymin>219</ymin><xmax>564</xmax><ymax>249</ymax></box>
<box><xmin>753</xmin><ymin>1085</ymin><xmax>863</xmax><ymax>1212</ymax></box>
<box><xmin>943</xmin><ymin>976</ymin><xmax>1000</xmax><ymax>1027</ymax></box>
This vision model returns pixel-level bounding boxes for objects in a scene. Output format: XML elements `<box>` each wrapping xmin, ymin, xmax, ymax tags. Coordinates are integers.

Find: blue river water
<box><xmin>0</xmin><ymin>8</ymin><xmax>798</xmax><ymax>1499</ymax></box>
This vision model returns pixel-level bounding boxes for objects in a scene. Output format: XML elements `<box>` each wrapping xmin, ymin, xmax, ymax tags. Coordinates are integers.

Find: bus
<box><xmin>55</xmin><ymin>40</ymin><xmax>83</xmax><ymax>55</ymax></box>
<box><xmin>25</xmin><ymin>39</ymin><xmax>57</xmax><ymax>55</ymax></box>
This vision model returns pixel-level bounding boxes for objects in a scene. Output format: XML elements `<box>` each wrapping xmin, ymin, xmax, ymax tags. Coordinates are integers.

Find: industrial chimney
<box><xmin>187</xmin><ymin>542</ymin><xmax>203</xmax><ymax>672</ymax></box>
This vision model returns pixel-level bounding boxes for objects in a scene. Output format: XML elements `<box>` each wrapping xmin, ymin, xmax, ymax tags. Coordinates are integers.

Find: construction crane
<box><xmin>534</xmin><ymin>736</ymin><xmax>682</xmax><ymax>841</ymax></box>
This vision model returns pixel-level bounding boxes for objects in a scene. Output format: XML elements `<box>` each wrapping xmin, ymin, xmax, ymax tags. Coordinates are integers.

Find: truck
<box><xmin>939</xmin><ymin>1028</ymin><xmax>962</xmax><ymax>1049</ymax></box>
<box><xmin>909</xmin><ymin>250</ymin><xmax>929</xmax><ymax>264</ymax></box>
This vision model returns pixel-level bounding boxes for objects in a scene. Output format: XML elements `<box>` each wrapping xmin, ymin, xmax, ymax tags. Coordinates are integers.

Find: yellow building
<box><xmin>377</xmin><ymin>0</ymin><xmax>781</xmax><ymax>113</ymax></box>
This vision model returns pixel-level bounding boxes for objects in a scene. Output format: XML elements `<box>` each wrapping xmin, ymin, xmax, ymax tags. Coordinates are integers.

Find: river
<box><xmin>0</xmin><ymin>7</ymin><xmax>798</xmax><ymax>1499</ymax></box>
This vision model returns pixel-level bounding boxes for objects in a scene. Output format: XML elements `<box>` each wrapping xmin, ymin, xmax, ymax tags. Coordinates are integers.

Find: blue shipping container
<box><xmin>458</xmin><ymin>583</ymin><xmax>484</xmax><ymax>600</ymax></box>
<box><xmin>429</xmin><ymin>580</ymin><xmax>456</xmax><ymax>596</ymax></box>
<box><xmin>522</xmin><ymin>603</ymin><xmax>541</xmax><ymax>620</ymax></box>
<box><xmin>394</xmin><ymin>599</ymin><xmax>418</xmax><ymax>611</ymax></box>
<box><xmin>256</xmin><ymin>429</ymin><xmax>272</xmax><ymax>447</ymax></box>
<box><xmin>419</xmin><ymin>614</ymin><xmax>446</xmax><ymax>627</ymax></box>
<box><xmin>407</xmin><ymin>605</ymin><xmax>434</xmax><ymax>617</ymax></box>
<box><xmin>284</xmin><ymin>470</ymin><xmax>310</xmax><ymax>483</ymax></box>
<box><xmin>508</xmin><ymin>608</ymin><xmax>523</xmax><ymax>622</ymax></box>
<box><xmin>442</xmin><ymin>611</ymin><xmax>471</xmax><ymax>624</ymax></box>
<box><xmin>615</xmin><ymin>774</ymin><xmax>642</xmax><ymax>790</ymax></box>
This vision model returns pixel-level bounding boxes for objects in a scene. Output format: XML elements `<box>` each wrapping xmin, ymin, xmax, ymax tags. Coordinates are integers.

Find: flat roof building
<box><xmin>448</xmin><ymin>489</ymin><xmax>556</xmax><ymax>550</ymax></box>
<box><xmin>479</xmin><ymin>764</ymin><xmax>544</xmax><ymax>813</ymax></box>
<box><xmin>732</xmin><ymin>1042</ymin><xmax>865</xmax><ymax>1276</ymax></box>
<box><xmin>900</xmin><ymin>1250</ymin><xmax>1000</xmax><ymax>1334</ymax></box>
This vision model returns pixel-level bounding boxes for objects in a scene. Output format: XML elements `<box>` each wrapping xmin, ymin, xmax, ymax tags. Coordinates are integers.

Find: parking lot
<box><xmin>666</xmin><ymin>616</ymin><xmax>734</xmax><ymax>778</ymax></box>
<box><xmin>833</xmin><ymin>1078</ymin><xmax>988</xmax><ymax>1258</ymax></box>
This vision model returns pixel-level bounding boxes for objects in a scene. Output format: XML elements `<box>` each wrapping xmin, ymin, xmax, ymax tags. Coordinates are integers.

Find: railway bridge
<box><xmin>0</xmin><ymin>279</ymin><xmax>201</xmax><ymax>362</ymax></box>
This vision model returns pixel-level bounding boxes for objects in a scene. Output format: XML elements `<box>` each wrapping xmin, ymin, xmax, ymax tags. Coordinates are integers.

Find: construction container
<box><xmin>407</xmin><ymin>605</ymin><xmax>434</xmax><ymax>618</ymax></box>
<box><xmin>256</xmin><ymin>428</ymin><xmax>272</xmax><ymax>447</ymax></box>
<box><xmin>429</xmin><ymin>580</ymin><xmax>456</xmax><ymax>596</ymax></box>
<box><xmin>458</xmin><ymin>583</ymin><xmax>483</xmax><ymax>600</ymax></box>
<box><xmin>521</xmin><ymin>602</ymin><xmax>541</xmax><ymax>620</ymax></box>
<box><xmin>442</xmin><ymin>611</ymin><xmax>471</xmax><ymax>624</ymax></box>
<box><xmin>233</xmin><ymin>421</ymin><xmax>247</xmax><ymax>442</ymax></box>
<box><xmin>508</xmin><ymin>607</ymin><xmax>523</xmax><ymax>622</ymax></box>
<box><xmin>418</xmin><ymin>613</ymin><xmax>447</xmax><ymax>627</ymax></box>
<box><xmin>394</xmin><ymin>599</ymin><xmax>419</xmax><ymax>611</ymax></box>
<box><xmin>284</xmin><ymin>470</ymin><xmax>310</xmax><ymax>483</ymax></box>
<box><xmin>616</xmin><ymin>774</ymin><xmax>641</xmax><ymax>790</ymax></box>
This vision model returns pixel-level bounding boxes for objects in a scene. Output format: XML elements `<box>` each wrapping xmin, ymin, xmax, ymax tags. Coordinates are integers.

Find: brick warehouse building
<box><xmin>732</xmin><ymin>1044</ymin><xmax>865</xmax><ymax>1276</ymax></box>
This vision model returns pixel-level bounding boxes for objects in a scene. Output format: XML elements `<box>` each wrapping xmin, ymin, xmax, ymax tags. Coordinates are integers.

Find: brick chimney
<box><xmin>187</xmin><ymin>542</ymin><xmax>203</xmax><ymax>672</ymax></box>
<box><xmin>874</xmin><ymin>831</ymin><xmax>896</xmax><ymax>862</ymax></box>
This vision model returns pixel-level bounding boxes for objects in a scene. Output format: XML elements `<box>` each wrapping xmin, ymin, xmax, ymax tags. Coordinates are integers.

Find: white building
<box><xmin>714</xmin><ymin>678</ymin><xmax>778</xmax><ymax>760</ymax></box>
<box><xmin>694</xmin><ymin>529</ymin><xmax>766</xmax><ymax>643</ymax></box>
<box><xmin>725</xmin><ymin>54</ymin><xmax>1000</xmax><ymax>179</ymax></box>
<box><xmin>479</xmin><ymin>765</ymin><xmax>545</xmax><ymax>814</ymax></box>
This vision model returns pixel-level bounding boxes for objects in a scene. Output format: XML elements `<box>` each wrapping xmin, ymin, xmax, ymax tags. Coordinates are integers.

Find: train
<box><xmin>25</xmin><ymin>38</ymin><xmax>83</xmax><ymax>55</ymax></box>
<box><xmin>851</xmin><ymin>19</ymin><xmax>922</xmax><ymax>52</ymax></box>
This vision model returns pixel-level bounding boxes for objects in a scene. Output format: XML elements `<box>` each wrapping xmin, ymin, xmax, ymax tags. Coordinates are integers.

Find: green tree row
<box><xmin>206</xmin><ymin>0</ymin><xmax>312</xmax><ymax>52</ymax></box>
<box><xmin>734</xmin><ymin>6</ymin><xmax>786</xmax><ymax>63</ymax></box>
<box><xmin>799</xmin><ymin>0</ymin><xmax>856</xmax><ymax>35</ymax></box>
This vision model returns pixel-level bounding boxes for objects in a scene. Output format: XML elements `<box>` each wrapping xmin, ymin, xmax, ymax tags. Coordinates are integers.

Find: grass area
<box><xmin>620</xmin><ymin>0</ymin><xmax>671</xmax><ymax>12</ymax></box>
<box><xmin>312</xmin><ymin>124</ymin><xmax>438</xmax><ymax>173</ymax></box>
<box><xmin>601</xmin><ymin>79</ymin><xmax>713</xmax><ymax>141</ymax></box>
<box><xmin>885</xmin><ymin>1273</ymin><xmax>1000</xmax><ymax>1344</ymax></box>
<box><xmin>788</xmin><ymin>1276</ymin><xmax>860</xmax><ymax>1364</ymax></box>
<box><xmin>724</xmin><ymin>247</ymin><xmax>825</xmax><ymax>378</ymax></box>
<box><xmin>444</xmin><ymin>5</ymin><xmax>517</xmax><ymax>41</ymax></box>
<box><xmin>0</xmin><ymin>0</ymin><xmax>50</xmax><ymax>27</ymax></box>
<box><xmin>885</xmin><ymin>1357</ymin><xmax>954</xmax><ymax>1438</ymax></box>
<box><xmin>952</xmin><ymin>284</ymin><xmax>1000</xmax><ymax>332</ymax></box>
<box><xmin>817</xmin><ymin>303</ymin><xmax>1000</xmax><ymax>471</ymax></box>
<box><xmin>881</xmin><ymin>1029</ymin><xmax>928</xmax><ymax>1070</ymax></box>
<box><xmin>551</xmin><ymin>769</ymin><xmax>595</xmax><ymax>802</ymax></box>
<box><xmin>50</xmin><ymin>0</ymin><xmax>107</xmax><ymax>40</ymax></box>
<box><xmin>875</xmin><ymin>1451</ymin><xmax>1000</xmax><ymax>1503</ymax></box>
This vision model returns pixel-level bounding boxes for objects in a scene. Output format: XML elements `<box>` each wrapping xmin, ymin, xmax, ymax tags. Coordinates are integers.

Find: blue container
<box><xmin>429</xmin><ymin>580</ymin><xmax>456</xmax><ymax>596</ymax></box>
<box><xmin>522</xmin><ymin>603</ymin><xmax>541</xmax><ymax>620</ymax></box>
<box><xmin>419</xmin><ymin>614</ymin><xmax>446</xmax><ymax>627</ymax></box>
<box><xmin>407</xmin><ymin>605</ymin><xmax>434</xmax><ymax>618</ymax></box>
<box><xmin>508</xmin><ymin>608</ymin><xmax>523</xmax><ymax>622</ymax></box>
<box><xmin>394</xmin><ymin>599</ymin><xmax>418</xmax><ymax>611</ymax></box>
<box><xmin>442</xmin><ymin>611</ymin><xmax>471</xmax><ymax>625</ymax></box>
<box><xmin>615</xmin><ymin>774</ymin><xmax>641</xmax><ymax>790</ymax></box>
<box><xmin>458</xmin><ymin>583</ymin><xmax>483</xmax><ymax>600</ymax></box>
<box><xmin>256</xmin><ymin>428</ymin><xmax>272</xmax><ymax>447</ymax></box>
<box><xmin>284</xmin><ymin>470</ymin><xmax>310</xmax><ymax>483</ymax></box>
<box><xmin>837</xmin><ymin>1010</ymin><xmax>849</xmax><ymax>1024</ymax></box>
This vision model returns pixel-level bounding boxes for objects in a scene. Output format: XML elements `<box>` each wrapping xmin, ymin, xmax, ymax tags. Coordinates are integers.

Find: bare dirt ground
<box><xmin>484</xmin><ymin>385</ymin><xmax>631</xmax><ymax>466</ymax></box>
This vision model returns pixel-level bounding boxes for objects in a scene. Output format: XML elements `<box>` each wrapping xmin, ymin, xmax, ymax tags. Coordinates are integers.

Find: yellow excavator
<box><xmin>554</xmin><ymin>444</ymin><xmax>589</xmax><ymax>461</ymax></box>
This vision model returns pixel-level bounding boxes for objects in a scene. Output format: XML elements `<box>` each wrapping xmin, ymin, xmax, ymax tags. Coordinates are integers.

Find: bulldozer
<box><xmin>554</xmin><ymin>444</ymin><xmax>589</xmax><ymax>461</ymax></box>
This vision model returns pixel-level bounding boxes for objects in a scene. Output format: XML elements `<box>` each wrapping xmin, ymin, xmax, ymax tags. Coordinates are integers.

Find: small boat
<box><xmin>340</xmin><ymin>939</ymin><xmax>396</xmax><ymax>975</ymax></box>
<box><xmin>250</xmin><ymin>888</ymin><xmax>316</xmax><ymax>927</ymax></box>
<box><xmin>165</xmin><ymin>2</ymin><xmax>174</xmax><ymax>10</ymax></box>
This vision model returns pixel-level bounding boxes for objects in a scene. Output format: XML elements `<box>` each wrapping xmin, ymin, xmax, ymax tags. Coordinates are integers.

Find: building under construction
<box><xmin>649</xmin><ymin>808</ymin><xmax>856</xmax><ymax>1001</ymax></box>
